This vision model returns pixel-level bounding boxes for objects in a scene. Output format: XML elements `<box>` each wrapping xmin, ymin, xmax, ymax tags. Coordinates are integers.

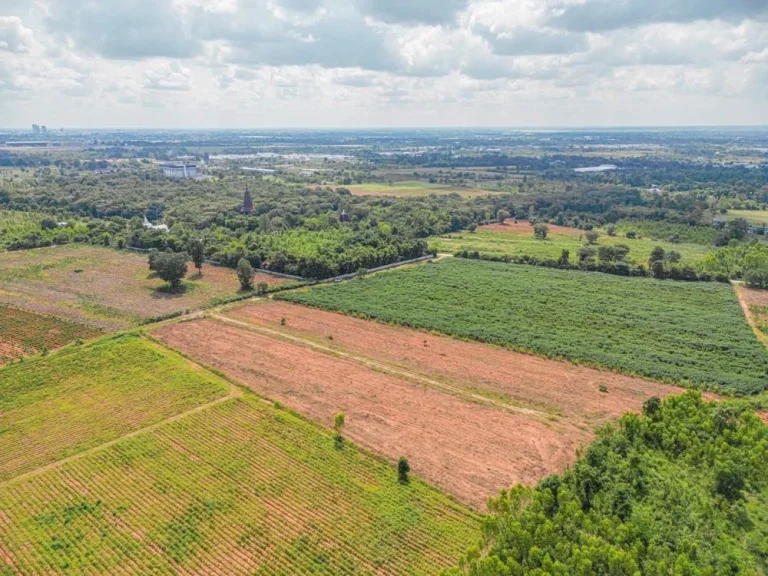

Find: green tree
<box><xmin>398</xmin><ymin>457</ymin><xmax>410</xmax><ymax>484</ymax></box>
<box><xmin>154</xmin><ymin>252</ymin><xmax>188</xmax><ymax>289</ymax></box>
<box><xmin>237</xmin><ymin>258</ymin><xmax>254</xmax><ymax>290</ymax></box>
<box><xmin>585</xmin><ymin>231</ymin><xmax>599</xmax><ymax>245</ymax></box>
<box><xmin>533</xmin><ymin>223</ymin><xmax>549</xmax><ymax>240</ymax></box>
<box><xmin>649</xmin><ymin>246</ymin><xmax>666</xmax><ymax>263</ymax></box>
<box><xmin>497</xmin><ymin>210</ymin><xmax>510</xmax><ymax>224</ymax></box>
<box><xmin>187</xmin><ymin>238</ymin><xmax>205</xmax><ymax>276</ymax></box>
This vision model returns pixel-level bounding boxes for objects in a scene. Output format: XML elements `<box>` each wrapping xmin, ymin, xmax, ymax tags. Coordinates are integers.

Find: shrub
<box><xmin>398</xmin><ymin>457</ymin><xmax>410</xmax><ymax>485</ymax></box>
<box><xmin>154</xmin><ymin>252</ymin><xmax>188</xmax><ymax>289</ymax></box>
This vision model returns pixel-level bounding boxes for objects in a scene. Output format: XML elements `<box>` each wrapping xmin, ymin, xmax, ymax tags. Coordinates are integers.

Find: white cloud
<box><xmin>0</xmin><ymin>0</ymin><xmax>765</xmax><ymax>126</ymax></box>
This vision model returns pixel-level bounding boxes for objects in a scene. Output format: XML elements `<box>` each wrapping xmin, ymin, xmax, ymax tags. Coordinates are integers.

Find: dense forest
<box><xmin>444</xmin><ymin>392</ymin><xmax>768</xmax><ymax>575</ymax></box>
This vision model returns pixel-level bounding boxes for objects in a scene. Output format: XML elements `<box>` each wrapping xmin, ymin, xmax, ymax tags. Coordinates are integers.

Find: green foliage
<box><xmin>533</xmin><ymin>224</ymin><xmax>548</xmax><ymax>240</ymax></box>
<box><xmin>443</xmin><ymin>392</ymin><xmax>768</xmax><ymax>575</ymax></box>
<box><xmin>334</xmin><ymin>412</ymin><xmax>345</xmax><ymax>432</ymax></box>
<box><xmin>398</xmin><ymin>457</ymin><xmax>411</xmax><ymax>485</ymax></box>
<box><xmin>186</xmin><ymin>238</ymin><xmax>205</xmax><ymax>273</ymax></box>
<box><xmin>700</xmin><ymin>241</ymin><xmax>768</xmax><ymax>280</ymax></box>
<box><xmin>236</xmin><ymin>258</ymin><xmax>254</xmax><ymax>290</ymax></box>
<box><xmin>280</xmin><ymin>258</ymin><xmax>768</xmax><ymax>393</ymax></box>
<box><xmin>153</xmin><ymin>252</ymin><xmax>188</xmax><ymax>288</ymax></box>
<box><xmin>0</xmin><ymin>335</ymin><xmax>229</xmax><ymax>482</ymax></box>
<box><xmin>0</xmin><ymin>395</ymin><xmax>479</xmax><ymax>574</ymax></box>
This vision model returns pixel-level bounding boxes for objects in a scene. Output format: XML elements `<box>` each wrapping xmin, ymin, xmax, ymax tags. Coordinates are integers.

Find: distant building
<box><xmin>242</xmin><ymin>167</ymin><xmax>276</xmax><ymax>174</ymax></box>
<box><xmin>241</xmin><ymin>186</ymin><xmax>254</xmax><ymax>214</ymax></box>
<box><xmin>32</xmin><ymin>124</ymin><xmax>40</xmax><ymax>134</ymax></box>
<box><xmin>160</xmin><ymin>163</ymin><xmax>197</xmax><ymax>178</ymax></box>
<box><xmin>40</xmin><ymin>126</ymin><xmax>47</xmax><ymax>134</ymax></box>
<box><xmin>143</xmin><ymin>216</ymin><xmax>169</xmax><ymax>232</ymax></box>
<box><xmin>340</xmin><ymin>209</ymin><xmax>350</xmax><ymax>222</ymax></box>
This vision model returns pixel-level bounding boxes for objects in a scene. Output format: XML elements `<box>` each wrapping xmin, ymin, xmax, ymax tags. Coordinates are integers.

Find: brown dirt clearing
<box><xmin>226</xmin><ymin>300</ymin><xmax>684</xmax><ymax>428</ymax></box>
<box><xmin>481</xmin><ymin>221</ymin><xmax>584</xmax><ymax>237</ymax></box>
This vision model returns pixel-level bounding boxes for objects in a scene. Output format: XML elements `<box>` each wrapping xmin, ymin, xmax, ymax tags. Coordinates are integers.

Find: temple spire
<box><xmin>241</xmin><ymin>184</ymin><xmax>254</xmax><ymax>214</ymax></box>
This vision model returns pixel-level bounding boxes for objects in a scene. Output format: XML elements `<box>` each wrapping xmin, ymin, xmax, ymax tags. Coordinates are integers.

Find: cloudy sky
<box><xmin>1</xmin><ymin>0</ymin><xmax>767</xmax><ymax>128</ymax></box>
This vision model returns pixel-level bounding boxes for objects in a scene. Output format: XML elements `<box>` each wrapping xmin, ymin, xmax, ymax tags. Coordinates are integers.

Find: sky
<box><xmin>1</xmin><ymin>0</ymin><xmax>767</xmax><ymax>129</ymax></box>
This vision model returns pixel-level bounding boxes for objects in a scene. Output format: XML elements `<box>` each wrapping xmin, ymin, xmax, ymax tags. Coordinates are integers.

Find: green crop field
<box><xmin>0</xmin><ymin>395</ymin><xmax>478</xmax><ymax>575</ymax></box>
<box><xmin>429</xmin><ymin>222</ymin><xmax>711</xmax><ymax>266</ymax></box>
<box><xmin>0</xmin><ymin>304</ymin><xmax>102</xmax><ymax>364</ymax></box>
<box><xmin>345</xmin><ymin>180</ymin><xmax>497</xmax><ymax>198</ymax></box>
<box><xmin>279</xmin><ymin>258</ymin><xmax>768</xmax><ymax>394</ymax></box>
<box><xmin>0</xmin><ymin>335</ymin><xmax>230</xmax><ymax>483</ymax></box>
<box><xmin>725</xmin><ymin>209</ymin><xmax>768</xmax><ymax>224</ymax></box>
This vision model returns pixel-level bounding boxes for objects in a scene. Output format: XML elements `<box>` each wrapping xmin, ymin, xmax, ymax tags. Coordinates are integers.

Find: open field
<box><xmin>735</xmin><ymin>283</ymin><xmax>768</xmax><ymax>341</ymax></box>
<box><xmin>152</xmin><ymin>310</ymin><xmax>684</xmax><ymax>508</ymax></box>
<box><xmin>0</xmin><ymin>335</ymin><xmax>230</xmax><ymax>483</ymax></box>
<box><xmin>0</xmin><ymin>244</ymin><xmax>289</xmax><ymax>330</ymax></box>
<box><xmin>724</xmin><ymin>209</ymin><xmax>768</xmax><ymax>224</ymax></box>
<box><xmin>224</xmin><ymin>300</ymin><xmax>684</xmax><ymax>428</ymax></box>
<box><xmin>344</xmin><ymin>181</ymin><xmax>497</xmax><ymax>198</ymax></box>
<box><xmin>0</xmin><ymin>394</ymin><xmax>478</xmax><ymax>575</ymax></box>
<box><xmin>0</xmin><ymin>304</ymin><xmax>102</xmax><ymax>365</ymax></box>
<box><xmin>429</xmin><ymin>221</ymin><xmax>711</xmax><ymax>266</ymax></box>
<box><xmin>279</xmin><ymin>258</ymin><xmax>768</xmax><ymax>394</ymax></box>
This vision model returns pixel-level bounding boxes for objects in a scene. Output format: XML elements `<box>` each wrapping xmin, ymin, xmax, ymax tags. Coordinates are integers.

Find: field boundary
<box><xmin>733</xmin><ymin>281</ymin><xmax>768</xmax><ymax>348</ymax></box>
<box><xmin>208</xmin><ymin>311</ymin><xmax>550</xmax><ymax>420</ymax></box>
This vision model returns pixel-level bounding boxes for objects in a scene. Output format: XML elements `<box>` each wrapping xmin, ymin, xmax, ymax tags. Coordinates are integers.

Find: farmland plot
<box><xmin>279</xmin><ymin>258</ymin><xmax>768</xmax><ymax>394</ymax></box>
<box><xmin>0</xmin><ymin>334</ymin><xmax>230</xmax><ymax>482</ymax></box>
<box><xmin>0</xmin><ymin>396</ymin><xmax>478</xmax><ymax>575</ymax></box>
<box><xmin>0</xmin><ymin>244</ymin><xmax>288</xmax><ymax>330</ymax></box>
<box><xmin>152</xmin><ymin>317</ymin><xmax>590</xmax><ymax>508</ymax></box>
<box><xmin>0</xmin><ymin>304</ymin><xmax>101</xmax><ymax>365</ymax></box>
<box><xmin>225</xmin><ymin>300</ymin><xmax>684</xmax><ymax>427</ymax></box>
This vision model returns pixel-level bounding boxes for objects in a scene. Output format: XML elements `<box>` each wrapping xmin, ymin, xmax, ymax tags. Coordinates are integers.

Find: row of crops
<box><xmin>279</xmin><ymin>258</ymin><xmax>768</xmax><ymax>394</ymax></box>
<box><xmin>0</xmin><ymin>304</ymin><xmax>101</xmax><ymax>364</ymax></box>
<box><xmin>0</xmin><ymin>397</ymin><xmax>478</xmax><ymax>575</ymax></box>
<box><xmin>0</xmin><ymin>334</ymin><xmax>230</xmax><ymax>483</ymax></box>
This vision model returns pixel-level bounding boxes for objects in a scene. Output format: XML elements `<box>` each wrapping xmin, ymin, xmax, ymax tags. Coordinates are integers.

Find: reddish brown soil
<box><xmin>153</xmin><ymin>318</ymin><xmax>591</xmax><ymax>509</ymax></box>
<box><xmin>759</xmin><ymin>412</ymin><xmax>768</xmax><ymax>425</ymax></box>
<box><xmin>481</xmin><ymin>221</ymin><xmax>583</xmax><ymax>237</ymax></box>
<box><xmin>0</xmin><ymin>245</ymin><xmax>289</xmax><ymax>331</ymax></box>
<box><xmin>225</xmin><ymin>301</ymin><xmax>685</xmax><ymax>428</ymax></box>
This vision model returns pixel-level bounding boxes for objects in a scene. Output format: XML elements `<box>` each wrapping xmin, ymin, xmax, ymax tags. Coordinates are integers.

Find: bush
<box><xmin>744</xmin><ymin>268</ymin><xmax>768</xmax><ymax>289</ymax></box>
<box><xmin>398</xmin><ymin>457</ymin><xmax>410</xmax><ymax>485</ymax></box>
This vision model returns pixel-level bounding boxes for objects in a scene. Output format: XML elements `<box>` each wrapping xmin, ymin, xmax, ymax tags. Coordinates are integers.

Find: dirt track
<box><xmin>153</xmin><ymin>317</ymin><xmax>590</xmax><ymax>509</ymax></box>
<box><xmin>153</xmin><ymin>303</ymin><xmax>687</xmax><ymax>508</ymax></box>
<box><xmin>225</xmin><ymin>301</ymin><xmax>684</xmax><ymax>427</ymax></box>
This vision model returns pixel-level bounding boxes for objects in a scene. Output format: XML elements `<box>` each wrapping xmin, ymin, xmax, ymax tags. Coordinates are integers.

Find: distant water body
<box><xmin>574</xmin><ymin>164</ymin><xmax>618</xmax><ymax>173</ymax></box>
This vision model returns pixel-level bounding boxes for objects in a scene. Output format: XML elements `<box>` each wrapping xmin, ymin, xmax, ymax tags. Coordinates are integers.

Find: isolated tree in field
<box><xmin>585</xmin><ymin>231</ymin><xmax>600</xmax><ymax>245</ymax></box>
<box><xmin>533</xmin><ymin>223</ymin><xmax>549</xmax><ymax>240</ymax></box>
<box><xmin>651</xmin><ymin>260</ymin><xmax>666</xmax><ymax>279</ymax></box>
<box><xmin>497</xmin><ymin>210</ymin><xmax>510</xmax><ymax>224</ymax></box>
<box><xmin>148</xmin><ymin>249</ymin><xmax>159</xmax><ymax>272</ymax></box>
<box><xmin>398</xmin><ymin>457</ymin><xmax>410</xmax><ymax>485</ymax></box>
<box><xmin>187</xmin><ymin>238</ymin><xmax>205</xmax><ymax>276</ymax></box>
<box><xmin>606</xmin><ymin>223</ymin><xmax>616</xmax><ymax>236</ymax></box>
<box><xmin>558</xmin><ymin>249</ymin><xmax>570</xmax><ymax>266</ymax></box>
<box><xmin>154</xmin><ymin>252</ymin><xmax>188</xmax><ymax>289</ymax></box>
<box><xmin>649</xmin><ymin>246</ymin><xmax>666</xmax><ymax>264</ymax></box>
<box><xmin>237</xmin><ymin>258</ymin><xmax>254</xmax><ymax>290</ymax></box>
<box><xmin>334</xmin><ymin>412</ymin><xmax>345</xmax><ymax>433</ymax></box>
<box><xmin>256</xmin><ymin>281</ymin><xmax>268</xmax><ymax>296</ymax></box>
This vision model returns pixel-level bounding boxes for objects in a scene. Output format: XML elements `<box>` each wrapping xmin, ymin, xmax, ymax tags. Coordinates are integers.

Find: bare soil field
<box><xmin>225</xmin><ymin>300</ymin><xmax>684</xmax><ymax>428</ymax></box>
<box><xmin>0</xmin><ymin>245</ymin><xmax>289</xmax><ymax>331</ymax></box>
<box><xmin>153</xmin><ymin>309</ymin><xmax>686</xmax><ymax>508</ymax></box>
<box><xmin>735</xmin><ymin>283</ymin><xmax>768</xmax><ymax>344</ymax></box>
<box><xmin>153</xmin><ymin>317</ymin><xmax>589</xmax><ymax>508</ymax></box>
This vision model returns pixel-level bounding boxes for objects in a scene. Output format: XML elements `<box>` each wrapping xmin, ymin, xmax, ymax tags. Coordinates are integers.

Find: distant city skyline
<box><xmin>1</xmin><ymin>0</ymin><xmax>767</xmax><ymax>128</ymax></box>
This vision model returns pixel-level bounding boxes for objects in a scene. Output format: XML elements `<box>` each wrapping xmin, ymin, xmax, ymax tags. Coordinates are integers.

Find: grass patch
<box><xmin>0</xmin><ymin>395</ymin><xmax>478</xmax><ymax>574</ymax></box>
<box><xmin>279</xmin><ymin>258</ymin><xmax>768</xmax><ymax>394</ymax></box>
<box><xmin>0</xmin><ymin>334</ymin><xmax>230</xmax><ymax>482</ymax></box>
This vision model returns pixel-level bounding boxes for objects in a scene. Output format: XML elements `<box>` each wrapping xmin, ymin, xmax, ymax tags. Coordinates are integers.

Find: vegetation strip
<box><xmin>279</xmin><ymin>258</ymin><xmax>768</xmax><ymax>394</ymax></box>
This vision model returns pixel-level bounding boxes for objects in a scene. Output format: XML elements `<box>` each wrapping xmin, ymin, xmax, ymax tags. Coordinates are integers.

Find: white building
<box><xmin>143</xmin><ymin>216</ymin><xmax>169</xmax><ymax>233</ymax></box>
<box><xmin>160</xmin><ymin>163</ymin><xmax>198</xmax><ymax>178</ymax></box>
